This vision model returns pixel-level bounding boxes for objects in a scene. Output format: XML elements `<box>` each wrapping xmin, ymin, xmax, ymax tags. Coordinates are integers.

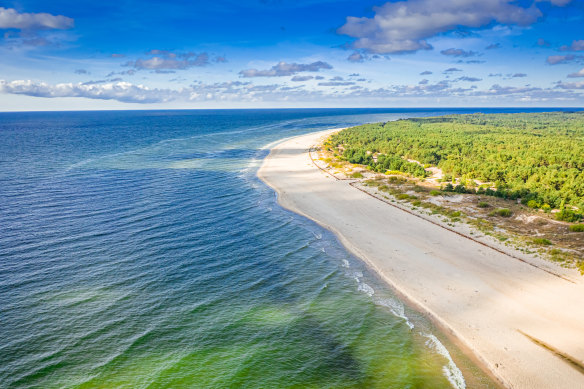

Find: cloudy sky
<box><xmin>1</xmin><ymin>0</ymin><xmax>584</xmax><ymax>110</ymax></box>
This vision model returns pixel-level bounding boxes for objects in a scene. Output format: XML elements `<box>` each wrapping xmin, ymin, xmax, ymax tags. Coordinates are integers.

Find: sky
<box><xmin>1</xmin><ymin>0</ymin><xmax>584</xmax><ymax>110</ymax></box>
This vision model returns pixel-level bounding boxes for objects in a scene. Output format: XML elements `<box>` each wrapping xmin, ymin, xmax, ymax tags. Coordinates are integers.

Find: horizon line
<box><xmin>1</xmin><ymin>106</ymin><xmax>583</xmax><ymax>114</ymax></box>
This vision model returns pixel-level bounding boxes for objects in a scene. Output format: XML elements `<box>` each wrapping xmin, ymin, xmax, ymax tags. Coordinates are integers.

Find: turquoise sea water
<box><xmin>1</xmin><ymin>108</ymin><xmax>557</xmax><ymax>388</ymax></box>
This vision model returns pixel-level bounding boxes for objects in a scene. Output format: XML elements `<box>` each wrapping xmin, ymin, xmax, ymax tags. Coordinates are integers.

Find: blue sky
<box><xmin>1</xmin><ymin>0</ymin><xmax>584</xmax><ymax>110</ymax></box>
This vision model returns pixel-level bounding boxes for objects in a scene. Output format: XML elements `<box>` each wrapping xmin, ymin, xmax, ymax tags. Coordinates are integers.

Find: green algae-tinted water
<box><xmin>0</xmin><ymin>109</ymin><xmax>509</xmax><ymax>388</ymax></box>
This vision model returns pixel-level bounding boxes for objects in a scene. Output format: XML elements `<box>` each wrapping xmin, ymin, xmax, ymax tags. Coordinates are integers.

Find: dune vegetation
<box><xmin>328</xmin><ymin>112</ymin><xmax>584</xmax><ymax>221</ymax></box>
<box><xmin>318</xmin><ymin>112</ymin><xmax>584</xmax><ymax>271</ymax></box>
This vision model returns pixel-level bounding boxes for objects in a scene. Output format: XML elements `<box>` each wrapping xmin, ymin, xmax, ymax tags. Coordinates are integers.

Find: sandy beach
<box><xmin>258</xmin><ymin>129</ymin><xmax>584</xmax><ymax>388</ymax></box>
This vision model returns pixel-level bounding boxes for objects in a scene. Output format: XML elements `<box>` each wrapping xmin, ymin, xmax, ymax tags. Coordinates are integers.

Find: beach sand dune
<box><xmin>258</xmin><ymin>129</ymin><xmax>584</xmax><ymax>389</ymax></box>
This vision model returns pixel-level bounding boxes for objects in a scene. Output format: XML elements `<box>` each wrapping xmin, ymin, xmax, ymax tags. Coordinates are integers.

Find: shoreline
<box><xmin>258</xmin><ymin>128</ymin><xmax>584</xmax><ymax>388</ymax></box>
<box><xmin>306</xmin><ymin>136</ymin><xmax>578</xmax><ymax>285</ymax></box>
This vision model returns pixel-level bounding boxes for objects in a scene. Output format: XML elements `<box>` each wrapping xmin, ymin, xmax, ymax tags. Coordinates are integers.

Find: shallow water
<box><xmin>0</xmin><ymin>108</ymin><xmax>549</xmax><ymax>388</ymax></box>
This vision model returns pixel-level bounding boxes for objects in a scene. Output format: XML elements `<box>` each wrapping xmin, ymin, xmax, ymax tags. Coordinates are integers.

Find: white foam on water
<box><xmin>357</xmin><ymin>282</ymin><xmax>375</xmax><ymax>297</ymax></box>
<box><xmin>374</xmin><ymin>297</ymin><xmax>414</xmax><ymax>329</ymax></box>
<box><xmin>65</xmin><ymin>157</ymin><xmax>97</xmax><ymax>171</ymax></box>
<box><xmin>243</xmin><ymin>156</ymin><xmax>262</xmax><ymax>173</ymax></box>
<box><xmin>341</xmin><ymin>259</ymin><xmax>350</xmax><ymax>268</ymax></box>
<box><xmin>424</xmin><ymin>333</ymin><xmax>466</xmax><ymax>389</ymax></box>
<box><xmin>167</xmin><ymin>159</ymin><xmax>205</xmax><ymax>169</ymax></box>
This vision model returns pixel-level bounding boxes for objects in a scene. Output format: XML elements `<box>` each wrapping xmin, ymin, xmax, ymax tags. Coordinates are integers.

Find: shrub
<box><xmin>533</xmin><ymin>238</ymin><xmax>552</xmax><ymax>246</ymax></box>
<box><xmin>430</xmin><ymin>190</ymin><xmax>441</xmax><ymax>196</ymax></box>
<box><xmin>388</xmin><ymin>176</ymin><xmax>406</xmax><ymax>184</ymax></box>
<box><xmin>396</xmin><ymin>193</ymin><xmax>411</xmax><ymax>200</ymax></box>
<box><xmin>542</xmin><ymin>204</ymin><xmax>551</xmax><ymax>213</ymax></box>
<box><xmin>555</xmin><ymin>209</ymin><xmax>582</xmax><ymax>222</ymax></box>
<box><xmin>478</xmin><ymin>202</ymin><xmax>489</xmax><ymax>208</ymax></box>
<box><xmin>454</xmin><ymin>184</ymin><xmax>467</xmax><ymax>193</ymax></box>
<box><xmin>412</xmin><ymin>200</ymin><xmax>422</xmax><ymax>206</ymax></box>
<box><xmin>350</xmin><ymin>171</ymin><xmax>364</xmax><ymax>178</ymax></box>
<box><xmin>490</xmin><ymin>208</ymin><xmax>512</xmax><ymax>217</ymax></box>
<box><xmin>498</xmin><ymin>208</ymin><xmax>512</xmax><ymax>217</ymax></box>
<box><xmin>527</xmin><ymin>200</ymin><xmax>539</xmax><ymax>209</ymax></box>
<box><xmin>569</xmin><ymin>224</ymin><xmax>584</xmax><ymax>232</ymax></box>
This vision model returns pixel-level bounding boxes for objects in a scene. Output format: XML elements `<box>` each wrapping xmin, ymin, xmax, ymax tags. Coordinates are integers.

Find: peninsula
<box><xmin>258</xmin><ymin>120</ymin><xmax>584</xmax><ymax>388</ymax></box>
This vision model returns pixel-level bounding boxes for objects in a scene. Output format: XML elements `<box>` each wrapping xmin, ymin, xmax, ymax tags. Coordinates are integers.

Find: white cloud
<box><xmin>568</xmin><ymin>68</ymin><xmax>584</xmax><ymax>78</ymax></box>
<box><xmin>471</xmin><ymin>84</ymin><xmax>540</xmax><ymax>96</ymax></box>
<box><xmin>347</xmin><ymin>51</ymin><xmax>365</xmax><ymax>62</ymax></box>
<box><xmin>0</xmin><ymin>79</ymin><xmax>318</xmax><ymax>104</ymax></box>
<box><xmin>454</xmin><ymin>76</ymin><xmax>482</xmax><ymax>82</ymax></box>
<box><xmin>547</xmin><ymin>54</ymin><xmax>583</xmax><ymax>65</ymax></box>
<box><xmin>556</xmin><ymin>81</ymin><xmax>584</xmax><ymax>89</ymax></box>
<box><xmin>291</xmin><ymin>75</ymin><xmax>314</xmax><ymax>82</ymax></box>
<box><xmin>0</xmin><ymin>7</ymin><xmax>73</xmax><ymax>30</ymax></box>
<box><xmin>560</xmin><ymin>40</ymin><xmax>584</xmax><ymax>51</ymax></box>
<box><xmin>441</xmin><ymin>48</ymin><xmax>477</xmax><ymax>57</ymax></box>
<box><xmin>536</xmin><ymin>0</ymin><xmax>573</xmax><ymax>5</ymax></box>
<box><xmin>239</xmin><ymin>61</ymin><xmax>332</xmax><ymax>77</ymax></box>
<box><xmin>338</xmin><ymin>0</ymin><xmax>543</xmax><ymax>54</ymax></box>
<box><xmin>0</xmin><ymin>80</ymin><xmax>178</xmax><ymax>103</ymax></box>
<box><xmin>443</xmin><ymin>67</ymin><xmax>462</xmax><ymax>73</ymax></box>
<box><xmin>125</xmin><ymin>51</ymin><xmax>210</xmax><ymax>70</ymax></box>
<box><xmin>2</xmin><ymin>76</ymin><xmax>583</xmax><ymax>106</ymax></box>
<box><xmin>318</xmin><ymin>81</ymin><xmax>355</xmax><ymax>86</ymax></box>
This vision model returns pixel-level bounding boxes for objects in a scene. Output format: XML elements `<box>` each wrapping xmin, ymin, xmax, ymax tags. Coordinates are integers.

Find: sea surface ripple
<box><xmin>0</xmin><ymin>108</ymin><xmax>529</xmax><ymax>388</ymax></box>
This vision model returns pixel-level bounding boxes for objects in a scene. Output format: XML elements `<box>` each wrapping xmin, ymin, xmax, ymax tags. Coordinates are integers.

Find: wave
<box><xmin>374</xmin><ymin>297</ymin><xmax>414</xmax><ymax>330</ymax></box>
<box><xmin>357</xmin><ymin>282</ymin><xmax>375</xmax><ymax>297</ymax></box>
<box><xmin>424</xmin><ymin>333</ymin><xmax>466</xmax><ymax>389</ymax></box>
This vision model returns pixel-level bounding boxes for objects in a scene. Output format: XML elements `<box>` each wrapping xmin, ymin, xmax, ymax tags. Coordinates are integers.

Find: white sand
<box><xmin>258</xmin><ymin>129</ymin><xmax>584</xmax><ymax>389</ymax></box>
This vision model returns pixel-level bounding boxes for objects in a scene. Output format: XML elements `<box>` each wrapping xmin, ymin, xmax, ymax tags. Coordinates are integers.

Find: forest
<box><xmin>329</xmin><ymin>112</ymin><xmax>584</xmax><ymax>220</ymax></box>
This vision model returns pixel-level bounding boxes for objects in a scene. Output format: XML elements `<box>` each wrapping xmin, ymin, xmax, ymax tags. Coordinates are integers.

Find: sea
<box><xmin>1</xmin><ymin>107</ymin><xmax>567</xmax><ymax>388</ymax></box>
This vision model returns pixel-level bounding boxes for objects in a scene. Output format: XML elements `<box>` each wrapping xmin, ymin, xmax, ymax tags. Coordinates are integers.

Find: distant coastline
<box><xmin>258</xmin><ymin>127</ymin><xmax>584</xmax><ymax>388</ymax></box>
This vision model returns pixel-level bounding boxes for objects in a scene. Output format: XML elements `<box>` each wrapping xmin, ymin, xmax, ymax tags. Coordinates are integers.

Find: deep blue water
<box><xmin>0</xmin><ymin>108</ymin><xmax>569</xmax><ymax>388</ymax></box>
